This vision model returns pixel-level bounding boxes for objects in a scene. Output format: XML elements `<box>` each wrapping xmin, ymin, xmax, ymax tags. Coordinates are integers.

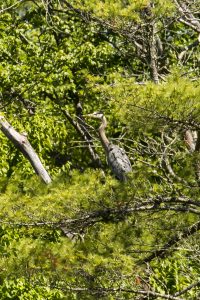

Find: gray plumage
<box><xmin>86</xmin><ymin>112</ymin><xmax>132</xmax><ymax>181</ymax></box>
<box><xmin>107</xmin><ymin>144</ymin><xmax>132</xmax><ymax>181</ymax></box>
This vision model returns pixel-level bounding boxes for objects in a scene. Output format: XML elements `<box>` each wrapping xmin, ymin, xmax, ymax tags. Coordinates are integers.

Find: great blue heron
<box><xmin>86</xmin><ymin>112</ymin><xmax>132</xmax><ymax>181</ymax></box>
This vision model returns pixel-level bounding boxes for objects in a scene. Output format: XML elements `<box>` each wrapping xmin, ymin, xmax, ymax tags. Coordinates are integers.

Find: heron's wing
<box><xmin>107</xmin><ymin>145</ymin><xmax>132</xmax><ymax>180</ymax></box>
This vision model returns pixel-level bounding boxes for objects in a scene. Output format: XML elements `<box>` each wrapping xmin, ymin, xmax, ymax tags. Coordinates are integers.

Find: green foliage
<box><xmin>0</xmin><ymin>172</ymin><xmax>198</xmax><ymax>298</ymax></box>
<box><xmin>150</xmin><ymin>253</ymin><xmax>200</xmax><ymax>298</ymax></box>
<box><xmin>109</xmin><ymin>73</ymin><xmax>200</xmax><ymax>127</ymax></box>
<box><xmin>0</xmin><ymin>0</ymin><xmax>200</xmax><ymax>299</ymax></box>
<box><xmin>0</xmin><ymin>277</ymin><xmax>64</xmax><ymax>299</ymax></box>
<box><xmin>0</xmin><ymin>0</ymin><xmax>123</xmax><ymax>177</ymax></box>
<box><xmin>69</xmin><ymin>0</ymin><xmax>175</xmax><ymax>22</ymax></box>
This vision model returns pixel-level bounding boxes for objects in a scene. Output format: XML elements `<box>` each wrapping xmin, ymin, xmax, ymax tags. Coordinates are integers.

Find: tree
<box><xmin>0</xmin><ymin>0</ymin><xmax>200</xmax><ymax>299</ymax></box>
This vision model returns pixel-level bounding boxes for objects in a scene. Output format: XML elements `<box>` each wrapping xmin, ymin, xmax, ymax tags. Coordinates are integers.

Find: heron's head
<box><xmin>85</xmin><ymin>111</ymin><xmax>104</xmax><ymax>120</ymax></box>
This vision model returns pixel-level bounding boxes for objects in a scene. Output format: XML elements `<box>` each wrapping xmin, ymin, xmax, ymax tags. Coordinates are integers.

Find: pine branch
<box><xmin>173</xmin><ymin>280</ymin><xmax>200</xmax><ymax>297</ymax></box>
<box><xmin>55</xmin><ymin>286</ymin><xmax>184</xmax><ymax>300</ymax></box>
<box><xmin>1</xmin><ymin>196</ymin><xmax>200</xmax><ymax>231</ymax></box>
<box><xmin>129</xmin><ymin>104</ymin><xmax>200</xmax><ymax>130</ymax></box>
<box><xmin>142</xmin><ymin>220</ymin><xmax>200</xmax><ymax>263</ymax></box>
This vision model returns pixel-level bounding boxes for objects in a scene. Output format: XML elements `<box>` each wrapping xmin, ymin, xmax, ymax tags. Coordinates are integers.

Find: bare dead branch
<box><xmin>149</xmin><ymin>19</ymin><xmax>160</xmax><ymax>83</ymax></box>
<box><xmin>178</xmin><ymin>34</ymin><xmax>200</xmax><ymax>60</ymax></box>
<box><xmin>75</xmin><ymin>102</ymin><xmax>104</xmax><ymax>168</ymax></box>
<box><xmin>55</xmin><ymin>286</ymin><xmax>184</xmax><ymax>300</ymax></box>
<box><xmin>194</xmin><ymin>131</ymin><xmax>200</xmax><ymax>185</ymax></box>
<box><xmin>61</xmin><ymin>109</ymin><xmax>103</xmax><ymax>168</ymax></box>
<box><xmin>0</xmin><ymin>116</ymin><xmax>51</xmax><ymax>184</ymax></box>
<box><xmin>161</xmin><ymin>132</ymin><xmax>189</xmax><ymax>185</ymax></box>
<box><xmin>195</xmin><ymin>130</ymin><xmax>200</xmax><ymax>152</ymax></box>
<box><xmin>184</xmin><ymin>130</ymin><xmax>200</xmax><ymax>184</ymax></box>
<box><xmin>184</xmin><ymin>130</ymin><xmax>197</xmax><ymax>152</ymax></box>
<box><xmin>42</xmin><ymin>90</ymin><xmax>102</xmax><ymax>168</ymax></box>
<box><xmin>174</xmin><ymin>0</ymin><xmax>200</xmax><ymax>33</ymax></box>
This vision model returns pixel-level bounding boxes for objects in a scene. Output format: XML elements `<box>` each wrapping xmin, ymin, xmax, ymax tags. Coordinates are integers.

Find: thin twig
<box><xmin>0</xmin><ymin>0</ymin><xmax>24</xmax><ymax>13</ymax></box>
<box><xmin>173</xmin><ymin>280</ymin><xmax>200</xmax><ymax>297</ymax></box>
<box><xmin>142</xmin><ymin>220</ymin><xmax>200</xmax><ymax>263</ymax></box>
<box><xmin>55</xmin><ymin>286</ymin><xmax>184</xmax><ymax>300</ymax></box>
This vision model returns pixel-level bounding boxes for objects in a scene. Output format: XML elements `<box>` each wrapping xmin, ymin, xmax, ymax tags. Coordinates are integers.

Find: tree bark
<box><xmin>0</xmin><ymin>116</ymin><xmax>51</xmax><ymax>184</ymax></box>
<box><xmin>184</xmin><ymin>130</ymin><xmax>200</xmax><ymax>185</ymax></box>
<box><xmin>149</xmin><ymin>22</ymin><xmax>159</xmax><ymax>84</ymax></box>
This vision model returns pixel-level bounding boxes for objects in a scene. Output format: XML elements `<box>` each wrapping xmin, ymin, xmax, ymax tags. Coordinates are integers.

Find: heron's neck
<box><xmin>98</xmin><ymin>116</ymin><xmax>110</xmax><ymax>151</ymax></box>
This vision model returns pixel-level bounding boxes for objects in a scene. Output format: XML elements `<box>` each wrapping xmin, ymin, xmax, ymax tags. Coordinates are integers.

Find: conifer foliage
<box><xmin>0</xmin><ymin>0</ymin><xmax>200</xmax><ymax>299</ymax></box>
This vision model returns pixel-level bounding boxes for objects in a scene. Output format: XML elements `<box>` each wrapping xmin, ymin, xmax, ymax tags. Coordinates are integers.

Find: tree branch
<box><xmin>173</xmin><ymin>280</ymin><xmax>200</xmax><ymax>297</ymax></box>
<box><xmin>162</xmin><ymin>132</ymin><xmax>189</xmax><ymax>185</ymax></box>
<box><xmin>1</xmin><ymin>196</ymin><xmax>200</xmax><ymax>234</ymax></box>
<box><xmin>174</xmin><ymin>0</ymin><xmax>200</xmax><ymax>33</ymax></box>
<box><xmin>0</xmin><ymin>0</ymin><xmax>24</xmax><ymax>13</ymax></box>
<box><xmin>75</xmin><ymin>101</ymin><xmax>103</xmax><ymax>168</ymax></box>
<box><xmin>178</xmin><ymin>34</ymin><xmax>200</xmax><ymax>60</ymax></box>
<box><xmin>184</xmin><ymin>130</ymin><xmax>200</xmax><ymax>185</ymax></box>
<box><xmin>61</xmin><ymin>109</ymin><xmax>103</xmax><ymax>168</ymax></box>
<box><xmin>0</xmin><ymin>116</ymin><xmax>51</xmax><ymax>184</ymax></box>
<box><xmin>129</xmin><ymin>104</ymin><xmax>200</xmax><ymax>130</ymax></box>
<box><xmin>142</xmin><ymin>220</ymin><xmax>200</xmax><ymax>263</ymax></box>
<box><xmin>56</xmin><ymin>286</ymin><xmax>184</xmax><ymax>300</ymax></box>
<box><xmin>194</xmin><ymin>130</ymin><xmax>200</xmax><ymax>185</ymax></box>
<box><xmin>42</xmin><ymin>91</ymin><xmax>103</xmax><ymax>168</ymax></box>
<box><xmin>184</xmin><ymin>130</ymin><xmax>197</xmax><ymax>152</ymax></box>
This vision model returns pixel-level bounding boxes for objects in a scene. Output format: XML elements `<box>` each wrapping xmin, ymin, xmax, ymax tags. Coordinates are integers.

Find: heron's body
<box><xmin>86</xmin><ymin>112</ymin><xmax>132</xmax><ymax>181</ymax></box>
<box><xmin>107</xmin><ymin>144</ymin><xmax>132</xmax><ymax>181</ymax></box>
